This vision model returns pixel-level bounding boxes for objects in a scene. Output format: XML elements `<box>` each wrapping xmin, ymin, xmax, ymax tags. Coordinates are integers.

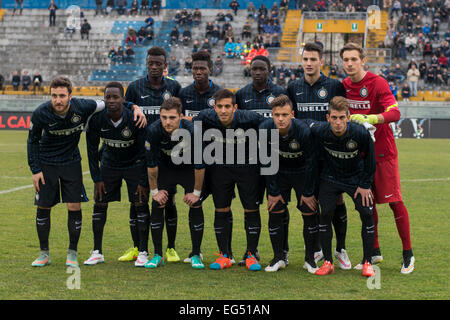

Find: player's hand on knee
<box><xmin>94</xmin><ymin>181</ymin><xmax>107</xmax><ymax>202</ymax></box>
<box><xmin>135</xmin><ymin>185</ymin><xmax>148</xmax><ymax>203</ymax></box>
<box><xmin>267</xmin><ymin>194</ymin><xmax>284</xmax><ymax>212</ymax></box>
<box><xmin>300</xmin><ymin>195</ymin><xmax>317</xmax><ymax>212</ymax></box>
<box><xmin>152</xmin><ymin>189</ymin><xmax>168</xmax><ymax>206</ymax></box>
<box><xmin>183</xmin><ymin>193</ymin><xmax>200</xmax><ymax>207</ymax></box>
<box><xmin>32</xmin><ymin>172</ymin><xmax>45</xmax><ymax>192</ymax></box>
<box><xmin>354</xmin><ymin>187</ymin><xmax>373</xmax><ymax>207</ymax></box>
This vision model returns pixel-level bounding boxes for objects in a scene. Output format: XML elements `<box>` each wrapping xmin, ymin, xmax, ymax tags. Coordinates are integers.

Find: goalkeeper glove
<box><xmin>350</xmin><ymin>114</ymin><xmax>379</xmax><ymax>125</ymax></box>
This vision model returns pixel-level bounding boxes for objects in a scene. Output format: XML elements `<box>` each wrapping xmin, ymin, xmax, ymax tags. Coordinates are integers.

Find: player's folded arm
<box><xmin>27</xmin><ymin>112</ymin><xmax>43</xmax><ymax>174</ymax></box>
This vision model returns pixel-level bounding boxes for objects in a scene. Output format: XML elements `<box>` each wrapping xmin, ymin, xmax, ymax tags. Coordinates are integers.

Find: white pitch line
<box><xmin>402</xmin><ymin>177</ymin><xmax>450</xmax><ymax>182</ymax></box>
<box><xmin>0</xmin><ymin>171</ymin><xmax>90</xmax><ymax>195</ymax></box>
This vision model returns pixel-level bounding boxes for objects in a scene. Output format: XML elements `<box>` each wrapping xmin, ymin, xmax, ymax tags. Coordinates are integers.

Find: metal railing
<box><xmin>302</xmin><ymin>11</ymin><xmax>368</xmax><ymax>21</ymax></box>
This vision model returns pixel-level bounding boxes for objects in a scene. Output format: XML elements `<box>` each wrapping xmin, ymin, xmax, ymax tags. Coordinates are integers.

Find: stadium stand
<box><xmin>0</xmin><ymin>0</ymin><xmax>448</xmax><ymax>100</ymax></box>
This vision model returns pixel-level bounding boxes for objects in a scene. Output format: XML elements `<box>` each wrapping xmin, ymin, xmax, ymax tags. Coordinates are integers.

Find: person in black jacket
<box><xmin>80</xmin><ymin>19</ymin><xmax>92</xmax><ymax>40</ymax></box>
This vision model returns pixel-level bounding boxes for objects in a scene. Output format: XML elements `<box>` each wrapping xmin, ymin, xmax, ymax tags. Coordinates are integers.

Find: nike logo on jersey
<box><xmin>186</xmin><ymin>100</ymin><xmax>193</xmax><ymax>103</ymax></box>
<box><xmin>384</xmin><ymin>194</ymin><xmax>393</xmax><ymax>198</ymax></box>
<box><xmin>244</xmin><ymin>99</ymin><xmax>253</xmax><ymax>103</ymax></box>
<box><xmin>101</xmin><ymin>128</ymin><xmax>110</xmax><ymax>132</ymax></box>
<box><xmin>346</xmin><ymin>89</ymin><xmax>351</xmax><ymax>92</ymax></box>
<box><xmin>48</xmin><ymin>123</ymin><xmax>58</xmax><ymax>127</ymax></box>
<box><xmin>296</xmin><ymin>92</ymin><xmax>303</xmax><ymax>95</ymax></box>
<box><xmin>141</xmin><ymin>95</ymin><xmax>150</xmax><ymax>99</ymax></box>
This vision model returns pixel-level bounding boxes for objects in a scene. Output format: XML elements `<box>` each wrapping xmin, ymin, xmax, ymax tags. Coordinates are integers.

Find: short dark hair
<box><xmin>302</xmin><ymin>42</ymin><xmax>323</xmax><ymax>59</ymax></box>
<box><xmin>213</xmin><ymin>89</ymin><xmax>236</xmax><ymax>105</ymax></box>
<box><xmin>192</xmin><ymin>50</ymin><xmax>213</xmax><ymax>70</ymax></box>
<box><xmin>104</xmin><ymin>82</ymin><xmax>124</xmax><ymax>97</ymax></box>
<box><xmin>160</xmin><ymin>96</ymin><xmax>182</xmax><ymax>114</ymax></box>
<box><xmin>50</xmin><ymin>76</ymin><xmax>72</xmax><ymax>95</ymax></box>
<box><xmin>147</xmin><ymin>46</ymin><xmax>167</xmax><ymax>61</ymax></box>
<box><xmin>251</xmin><ymin>55</ymin><xmax>271</xmax><ymax>70</ymax></box>
<box><xmin>270</xmin><ymin>94</ymin><xmax>293</xmax><ymax>110</ymax></box>
<box><xmin>329</xmin><ymin>96</ymin><xmax>350</xmax><ymax>115</ymax></box>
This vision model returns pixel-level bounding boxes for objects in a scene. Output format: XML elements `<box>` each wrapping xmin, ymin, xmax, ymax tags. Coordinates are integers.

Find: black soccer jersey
<box><xmin>27</xmin><ymin>98</ymin><xmax>105</xmax><ymax>174</ymax></box>
<box><xmin>86</xmin><ymin>105</ymin><xmax>146</xmax><ymax>183</ymax></box>
<box><xmin>125</xmin><ymin>75</ymin><xmax>181</xmax><ymax>124</ymax></box>
<box><xmin>236</xmin><ymin>80</ymin><xmax>286</xmax><ymax>118</ymax></box>
<box><xmin>179</xmin><ymin>80</ymin><xmax>221</xmax><ymax>117</ymax></box>
<box><xmin>145</xmin><ymin>118</ymin><xmax>204</xmax><ymax>170</ymax></box>
<box><xmin>192</xmin><ymin>108</ymin><xmax>265</xmax><ymax>167</ymax></box>
<box><xmin>287</xmin><ymin>74</ymin><xmax>346</xmax><ymax>121</ymax></box>
<box><xmin>310</xmin><ymin>121</ymin><xmax>375</xmax><ymax>189</ymax></box>
<box><xmin>259</xmin><ymin>118</ymin><xmax>316</xmax><ymax>196</ymax></box>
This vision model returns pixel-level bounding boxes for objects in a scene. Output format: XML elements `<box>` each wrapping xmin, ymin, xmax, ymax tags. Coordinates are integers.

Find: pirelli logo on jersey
<box><xmin>348</xmin><ymin>100</ymin><xmax>371</xmax><ymax>110</ymax></box>
<box><xmin>49</xmin><ymin>123</ymin><xmax>84</xmax><ymax>136</ymax></box>
<box><xmin>102</xmin><ymin>138</ymin><xmax>135</xmax><ymax>148</ymax></box>
<box><xmin>274</xmin><ymin>149</ymin><xmax>304</xmax><ymax>159</ymax></box>
<box><xmin>185</xmin><ymin>110</ymin><xmax>200</xmax><ymax>117</ymax></box>
<box><xmin>296</xmin><ymin>103</ymin><xmax>328</xmax><ymax>112</ymax></box>
<box><xmin>324</xmin><ymin>146</ymin><xmax>358</xmax><ymax>159</ymax></box>
<box><xmin>141</xmin><ymin>106</ymin><xmax>161</xmax><ymax>115</ymax></box>
<box><xmin>252</xmin><ymin>109</ymin><xmax>273</xmax><ymax>118</ymax></box>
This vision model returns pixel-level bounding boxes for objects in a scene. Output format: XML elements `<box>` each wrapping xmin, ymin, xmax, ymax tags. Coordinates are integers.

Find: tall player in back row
<box><xmin>124</xmin><ymin>46</ymin><xmax>182</xmax><ymax>264</ymax></box>
<box><xmin>287</xmin><ymin>42</ymin><xmax>350</xmax><ymax>270</ymax></box>
<box><xmin>340</xmin><ymin>43</ymin><xmax>414</xmax><ymax>274</ymax></box>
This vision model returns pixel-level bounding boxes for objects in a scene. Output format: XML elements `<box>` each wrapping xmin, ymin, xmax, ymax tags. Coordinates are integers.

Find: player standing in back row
<box><xmin>287</xmin><ymin>42</ymin><xmax>350</xmax><ymax>270</ymax></box>
<box><xmin>123</xmin><ymin>46</ymin><xmax>182</xmax><ymax>265</ymax></box>
<box><xmin>340</xmin><ymin>42</ymin><xmax>414</xmax><ymax>274</ymax></box>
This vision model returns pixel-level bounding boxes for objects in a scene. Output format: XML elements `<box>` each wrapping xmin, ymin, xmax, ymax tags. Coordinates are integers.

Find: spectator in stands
<box><xmin>276</xmin><ymin>73</ymin><xmax>287</xmax><ymax>88</ymax></box>
<box><xmin>263</xmin><ymin>33</ymin><xmax>272</xmax><ymax>48</ymax></box>
<box><xmin>33</xmin><ymin>72</ymin><xmax>43</xmax><ymax>92</ymax></box>
<box><xmin>168</xmin><ymin>55</ymin><xmax>180</xmax><ymax>76</ymax></box>
<box><xmin>21</xmin><ymin>70</ymin><xmax>31</xmax><ymax>91</ymax></box>
<box><xmin>145</xmin><ymin>15</ymin><xmax>154</xmax><ymax>28</ymax></box>
<box><xmin>390</xmin><ymin>0</ymin><xmax>402</xmax><ymax>18</ymax></box>
<box><xmin>258</xmin><ymin>44</ymin><xmax>269</xmax><ymax>57</ymax></box>
<box><xmin>137</xmin><ymin>26</ymin><xmax>147</xmax><ymax>45</ymax></box>
<box><xmin>414</xmin><ymin>15</ymin><xmax>423</xmax><ymax>34</ymax></box>
<box><xmin>280</xmin><ymin>0</ymin><xmax>289</xmax><ymax>17</ymax></box>
<box><xmin>117</xmin><ymin>0</ymin><xmax>127</xmax><ymax>15</ymax></box>
<box><xmin>407</xmin><ymin>64</ymin><xmax>420</xmax><ymax>96</ymax></box>
<box><xmin>146</xmin><ymin>26</ymin><xmax>154</xmax><ymax>41</ymax></box>
<box><xmin>254</xmin><ymin>33</ymin><xmax>264</xmax><ymax>46</ymax></box>
<box><xmin>108</xmin><ymin>46</ymin><xmax>119</xmax><ymax>64</ymax></box>
<box><xmin>13</xmin><ymin>0</ymin><xmax>24</xmax><ymax>16</ymax></box>
<box><xmin>124</xmin><ymin>45</ymin><xmax>135</xmax><ymax>64</ymax></box>
<box><xmin>230</xmin><ymin>0</ymin><xmax>240</xmax><ymax>16</ymax></box>
<box><xmin>130</xmin><ymin>0</ymin><xmax>139</xmax><ymax>16</ymax></box>
<box><xmin>242</xmin><ymin>21</ymin><xmax>252</xmax><ymax>39</ymax></box>
<box><xmin>423</xmin><ymin>41</ymin><xmax>433</xmax><ymax>58</ymax></box>
<box><xmin>0</xmin><ymin>74</ymin><xmax>4</xmax><ymax>91</ymax></box>
<box><xmin>126</xmin><ymin>27</ymin><xmax>137</xmax><ymax>46</ymax></box>
<box><xmin>12</xmin><ymin>71</ymin><xmax>20</xmax><ymax>91</ymax></box>
<box><xmin>184</xmin><ymin>56</ymin><xmax>193</xmax><ymax>74</ymax></box>
<box><xmin>235</xmin><ymin>39</ymin><xmax>244</xmax><ymax>58</ymax></box>
<box><xmin>430</xmin><ymin>54</ymin><xmax>439</xmax><ymax>68</ymax></box>
<box><xmin>287</xmin><ymin>73</ymin><xmax>297</xmax><ymax>86</ymax></box>
<box><xmin>48</xmin><ymin>0</ymin><xmax>58</xmax><ymax>27</ymax></box>
<box><xmin>389</xmin><ymin>81</ymin><xmax>398</xmax><ymax>99</ymax></box>
<box><xmin>406</xmin><ymin>33</ymin><xmax>417</xmax><ymax>53</ymax></box>
<box><xmin>117</xmin><ymin>46</ymin><xmax>124</xmax><ymax>63</ymax></box>
<box><xmin>141</xmin><ymin>0</ymin><xmax>150</xmax><ymax>15</ymax></box>
<box><xmin>170</xmin><ymin>26</ymin><xmax>179</xmax><ymax>46</ymax></box>
<box><xmin>201</xmin><ymin>38</ymin><xmax>212</xmax><ymax>54</ymax></box>
<box><xmin>210</xmin><ymin>27</ymin><xmax>220</xmax><ymax>46</ymax></box>
<box><xmin>401</xmin><ymin>82</ymin><xmax>411</xmax><ymax>101</ymax></box>
<box><xmin>192</xmin><ymin>39</ymin><xmax>201</xmax><ymax>53</ymax></box>
<box><xmin>225</xmin><ymin>38</ymin><xmax>236</xmax><ymax>58</ymax></box>
<box><xmin>64</xmin><ymin>24</ymin><xmax>76</xmax><ymax>39</ymax></box>
<box><xmin>151</xmin><ymin>0</ymin><xmax>161</xmax><ymax>15</ymax></box>
<box><xmin>182</xmin><ymin>28</ymin><xmax>192</xmax><ymax>46</ymax></box>
<box><xmin>80</xmin><ymin>19</ymin><xmax>91</xmax><ymax>40</ymax></box>
<box><xmin>430</xmin><ymin>22</ymin><xmax>440</xmax><ymax>40</ymax></box>
<box><xmin>426</xmin><ymin>66</ymin><xmax>436</xmax><ymax>85</ymax></box>
<box><xmin>193</xmin><ymin>8</ymin><xmax>202</xmax><ymax>27</ymax></box>
<box><xmin>418</xmin><ymin>58</ymin><xmax>427</xmax><ymax>78</ymax></box>
<box><xmin>437</xmin><ymin>67</ymin><xmax>448</xmax><ymax>86</ymax></box>
<box><xmin>438</xmin><ymin>52</ymin><xmax>448</xmax><ymax>68</ymax></box>
<box><xmin>95</xmin><ymin>0</ymin><xmax>104</xmax><ymax>16</ymax></box>
<box><xmin>213</xmin><ymin>55</ymin><xmax>224</xmax><ymax>76</ymax></box>
<box><xmin>247</xmin><ymin>2</ymin><xmax>257</xmax><ymax>21</ymax></box>
<box><xmin>271</xmin><ymin>32</ymin><xmax>280</xmax><ymax>47</ymax></box>
<box><xmin>106</xmin><ymin>0</ymin><xmax>115</xmax><ymax>15</ymax></box>
<box><xmin>216</xmin><ymin>10</ymin><xmax>226</xmax><ymax>22</ymax></box>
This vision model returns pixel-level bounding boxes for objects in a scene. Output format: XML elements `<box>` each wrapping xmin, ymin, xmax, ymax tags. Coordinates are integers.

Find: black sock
<box><xmin>214</xmin><ymin>210</ymin><xmax>230</xmax><ymax>256</ymax></box>
<box><xmin>150</xmin><ymin>201</ymin><xmax>165</xmax><ymax>256</ymax></box>
<box><xmin>92</xmin><ymin>204</ymin><xmax>107</xmax><ymax>253</ymax></box>
<box><xmin>245</xmin><ymin>210</ymin><xmax>261</xmax><ymax>255</ymax></box>
<box><xmin>164</xmin><ymin>195</ymin><xmax>177</xmax><ymax>249</ymax></box>
<box><xmin>68</xmin><ymin>210</ymin><xmax>82</xmax><ymax>251</ymax></box>
<box><xmin>268</xmin><ymin>211</ymin><xmax>285</xmax><ymax>260</ymax></box>
<box><xmin>332</xmin><ymin>203</ymin><xmax>347</xmax><ymax>252</ymax></box>
<box><xmin>319</xmin><ymin>213</ymin><xmax>333</xmax><ymax>263</ymax></box>
<box><xmin>136</xmin><ymin>203</ymin><xmax>150</xmax><ymax>253</ymax></box>
<box><xmin>282</xmin><ymin>207</ymin><xmax>290</xmax><ymax>253</ymax></box>
<box><xmin>189</xmin><ymin>207</ymin><xmax>204</xmax><ymax>256</ymax></box>
<box><xmin>314</xmin><ymin>211</ymin><xmax>322</xmax><ymax>252</ymax></box>
<box><xmin>129</xmin><ymin>204</ymin><xmax>140</xmax><ymax>248</ymax></box>
<box><xmin>36</xmin><ymin>208</ymin><xmax>51</xmax><ymax>251</ymax></box>
<box><xmin>302</xmin><ymin>214</ymin><xmax>319</xmax><ymax>265</ymax></box>
<box><xmin>360</xmin><ymin>211</ymin><xmax>375</xmax><ymax>263</ymax></box>
<box><xmin>228</xmin><ymin>209</ymin><xmax>233</xmax><ymax>257</ymax></box>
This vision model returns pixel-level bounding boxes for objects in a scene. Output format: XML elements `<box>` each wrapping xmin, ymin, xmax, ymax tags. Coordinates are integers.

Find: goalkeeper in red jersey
<box><xmin>340</xmin><ymin>43</ymin><xmax>414</xmax><ymax>274</ymax></box>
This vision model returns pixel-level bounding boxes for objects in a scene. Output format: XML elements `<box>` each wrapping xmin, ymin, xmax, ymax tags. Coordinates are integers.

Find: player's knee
<box><xmin>94</xmin><ymin>202</ymin><xmax>108</xmax><ymax>208</ymax></box>
<box><xmin>215</xmin><ymin>207</ymin><xmax>230</xmax><ymax>213</ymax></box>
<box><xmin>67</xmin><ymin>203</ymin><xmax>81</xmax><ymax>211</ymax></box>
<box><xmin>151</xmin><ymin>200</ymin><xmax>165</xmax><ymax>209</ymax></box>
<box><xmin>38</xmin><ymin>206</ymin><xmax>51</xmax><ymax>211</ymax></box>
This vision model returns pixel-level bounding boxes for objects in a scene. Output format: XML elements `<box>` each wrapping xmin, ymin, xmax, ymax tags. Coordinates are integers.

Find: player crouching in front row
<box><xmin>310</xmin><ymin>96</ymin><xmax>376</xmax><ymax>277</ymax></box>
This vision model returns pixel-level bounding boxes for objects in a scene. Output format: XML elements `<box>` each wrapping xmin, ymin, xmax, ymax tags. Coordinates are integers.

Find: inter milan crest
<box><xmin>208</xmin><ymin>98</ymin><xmax>215</xmax><ymax>107</ymax></box>
<box><xmin>266</xmin><ymin>94</ymin><xmax>275</xmax><ymax>105</ymax></box>
<box><xmin>71</xmin><ymin>114</ymin><xmax>81</xmax><ymax>124</ymax></box>
<box><xmin>121</xmin><ymin>127</ymin><xmax>132</xmax><ymax>138</ymax></box>
<box><xmin>360</xmin><ymin>86</ymin><xmax>368</xmax><ymax>98</ymax></box>
<box><xmin>317</xmin><ymin>87</ymin><xmax>328</xmax><ymax>99</ymax></box>
<box><xmin>289</xmin><ymin>140</ymin><xmax>300</xmax><ymax>150</ymax></box>
<box><xmin>162</xmin><ymin>91</ymin><xmax>172</xmax><ymax>100</ymax></box>
<box><xmin>346</xmin><ymin>139</ymin><xmax>358</xmax><ymax>150</ymax></box>
<box><xmin>145</xmin><ymin>141</ymin><xmax>151</xmax><ymax>151</ymax></box>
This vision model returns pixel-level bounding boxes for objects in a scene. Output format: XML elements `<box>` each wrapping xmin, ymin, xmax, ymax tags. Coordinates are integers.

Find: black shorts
<box><xmin>34</xmin><ymin>162</ymin><xmax>88</xmax><ymax>207</ymax></box>
<box><xmin>96</xmin><ymin>165</ymin><xmax>146</xmax><ymax>203</ymax></box>
<box><xmin>318</xmin><ymin>180</ymin><xmax>372</xmax><ymax>216</ymax></box>
<box><xmin>269</xmin><ymin>171</ymin><xmax>313</xmax><ymax>213</ymax></box>
<box><xmin>157</xmin><ymin>164</ymin><xmax>203</xmax><ymax>206</ymax></box>
<box><xmin>208</xmin><ymin>165</ymin><xmax>261</xmax><ymax>210</ymax></box>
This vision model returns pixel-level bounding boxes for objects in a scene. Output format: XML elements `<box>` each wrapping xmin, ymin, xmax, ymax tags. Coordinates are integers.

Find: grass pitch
<box><xmin>0</xmin><ymin>131</ymin><xmax>449</xmax><ymax>300</ymax></box>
